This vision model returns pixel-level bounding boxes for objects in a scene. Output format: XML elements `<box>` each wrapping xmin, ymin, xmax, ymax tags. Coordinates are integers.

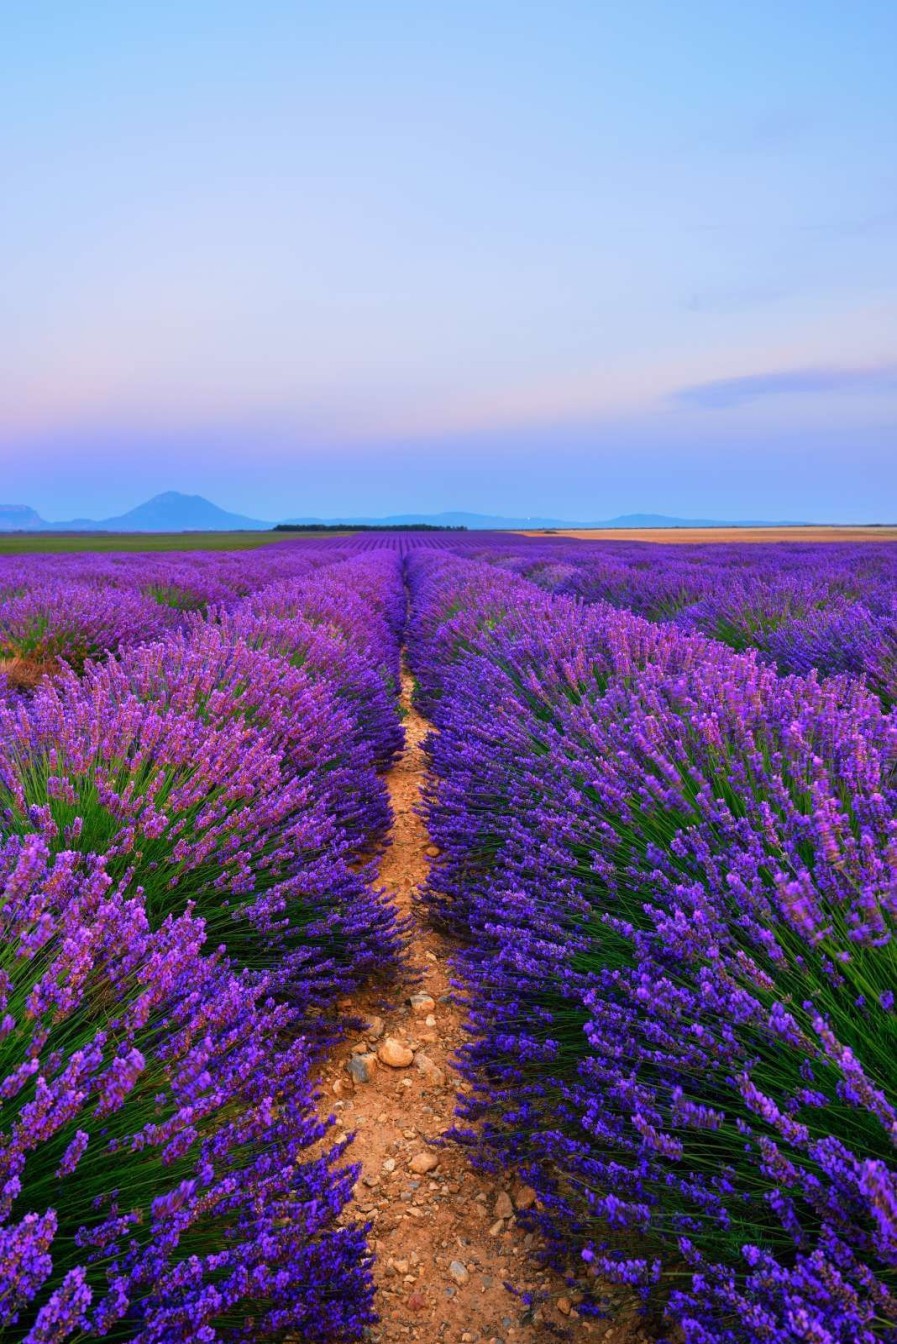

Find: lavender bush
<box><xmin>0</xmin><ymin>834</ymin><xmax>373</xmax><ymax>1341</ymax></box>
<box><xmin>106</xmin><ymin>618</ymin><xmax>393</xmax><ymax>853</ymax></box>
<box><xmin>0</xmin><ymin>651</ymin><xmax>403</xmax><ymax>1017</ymax></box>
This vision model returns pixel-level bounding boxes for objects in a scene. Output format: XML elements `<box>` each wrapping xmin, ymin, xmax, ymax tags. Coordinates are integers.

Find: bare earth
<box><xmin>517</xmin><ymin>526</ymin><xmax>897</xmax><ymax>544</ymax></box>
<box><xmin>321</xmin><ymin>671</ymin><xmax>645</xmax><ymax>1343</ymax></box>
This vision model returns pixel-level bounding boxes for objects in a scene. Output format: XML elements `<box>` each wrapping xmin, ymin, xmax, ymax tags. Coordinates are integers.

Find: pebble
<box><xmin>408</xmin><ymin>993</ymin><xmax>436</xmax><ymax>1014</ymax></box>
<box><xmin>488</xmin><ymin>1219</ymin><xmax>505</xmax><ymax>1237</ymax></box>
<box><xmin>494</xmin><ymin>1191</ymin><xmax>514</xmax><ymax>1220</ymax></box>
<box><xmin>367</xmin><ymin>1016</ymin><xmax>385</xmax><ymax>1041</ymax></box>
<box><xmin>448</xmin><ymin>1260</ymin><xmax>470</xmax><ymax>1285</ymax></box>
<box><xmin>557</xmin><ymin>1296</ymin><xmax>572</xmax><ymax>1316</ymax></box>
<box><xmin>413</xmin><ymin>1052</ymin><xmax>445</xmax><ymax>1085</ymax></box>
<box><xmin>513</xmin><ymin>1184</ymin><xmax>537</xmax><ymax>1210</ymax></box>
<box><xmin>346</xmin><ymin>1053</ymin><xmax>377</xmax><ymax>1083</ymax></box>
<box><xmin>378</xmin><ymin>1038</ymin><xmax>414</xmax><ymax>1068</ymax></box>
<box><xmin>410</xmin><ymin>1151</ymin><xmax>439</xmax><ymax>1174</ymax></box>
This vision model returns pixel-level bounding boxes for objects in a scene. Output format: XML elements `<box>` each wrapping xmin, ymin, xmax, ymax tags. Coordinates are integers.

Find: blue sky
<box><xmin>1</xmin><ymin>1</ymin><xmax>895</xmax><ymax>521</ymax></box>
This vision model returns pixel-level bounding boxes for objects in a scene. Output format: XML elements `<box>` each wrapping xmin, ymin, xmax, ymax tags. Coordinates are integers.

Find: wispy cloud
<box><xmin>674</xmin><ymin>364</ymin><xmax>897</xmax><ymax>409</ymax></box>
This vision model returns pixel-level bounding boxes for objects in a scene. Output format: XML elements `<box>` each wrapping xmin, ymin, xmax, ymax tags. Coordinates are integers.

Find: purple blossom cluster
<box><xmin>0</xmin><ymin>543</ymin><xmax>409</xmax><ymax>1339</ymax></box>
<box><xmin>406</xmin><ymin>548</ymin><xmax>897</xmax><ymax>1344</ymax></box>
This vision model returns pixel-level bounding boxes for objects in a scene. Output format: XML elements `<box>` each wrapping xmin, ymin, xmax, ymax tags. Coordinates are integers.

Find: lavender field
<box><xmin>0</xmin><ymin>533</ymin><xmax>894</xmax><ymax>1343</ymax></box>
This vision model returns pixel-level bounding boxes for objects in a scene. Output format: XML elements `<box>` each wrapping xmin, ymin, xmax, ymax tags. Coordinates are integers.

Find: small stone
<box><xmin>392</xmin><ymin>1258</ymin><xmax>410</xmax><ymax>1275</ymax></box>
<box><xmin>351</xmin><ymin>1041</ymin><xmax>369</xmax><ymax>1054</ymax></box>
<box><xmin>366</xmin><ymin>1016</ymin><xmax>385</xmax><ymax>1041</ymax></box>
<box><xmin>410</xmin><ymin>1151</ymin><xmax>439</xmax><ymax>1174</ymax></box>
<box><xmin>378</xmin><ymin>1038</ymin><xmax>414</xmax><ymax>1068</ymax></box>
<box><xmin>425</xmin><ymin>1013</ymin><xmax>437</xmax><ymax>1026</ymax></box>
<box><xmin>425</xmin><ymin>845</ymin><xmax>440</xmax><ymax>858</ymax></box>
<box><xmin>383</xmin><ymin>1158</ymin><xmax>396</xmax><ymax>1173</ymax></box>
<box><xmin>332</xmin><ymin>1079</ymin><xmax>344</xmax><ymax>1096</ymax></box>
<box><xmin>346</xmin><ymin>1053</ymin><xmax>377</xmax><ymax>1083</ymax></box>
<box><xmin>557</xmin><ymin>1296</ymin><xmax>572</xmax><ymax>1316</ymax></box>
<box><xmin>413</xmin><ymin>1052</ymin><xmax>446</xmax><ymax>1085</ymax></box>
<box><xmin>407</xmin><ymin>1293</ymin><xmax>427</xmax><ymax>1311</ymax></box>
<box><xmin>448</xmin><ymin>1260</ymin><xmax>469</xmax><ymax>1285</ymax></box>
<box><xmin>493</xmin><ymin>1191</ymin><xmax>514</xmax><ymax>1220</ymax></box>
<box><xmin>513</xmin><ymin>1184</ymin><xmax>537</xmax><ymax>1210</ymax></box>
<box><xmin>488</xmin><ymin>1219</ymin><xmax>505</xmax><ymax>1237</ymax></box>
<box><xmin>408</xmin><ymin>993</ymin><xmax>436</xmax><ymax>1014</ymax></box>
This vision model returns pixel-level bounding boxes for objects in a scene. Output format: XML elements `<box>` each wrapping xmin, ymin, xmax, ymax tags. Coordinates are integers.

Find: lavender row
<box><xmin>465</xmin><ymin>538</ymin><xmax>897</xmax><ymax>708</ymax></box>
<box><xmin>408</xmin><ymin>550</ymin><xmax>897</xmax><ymax>1344</ymax></box>
<box><xmin>0</xmin><ymin>540</ymin><xmax>357</xmax><ymax>684</ymax></box>
<box><xmin>0</xmin><ymin>551</ymin><xmax>409</xmax><ymax>1339</ymax></box>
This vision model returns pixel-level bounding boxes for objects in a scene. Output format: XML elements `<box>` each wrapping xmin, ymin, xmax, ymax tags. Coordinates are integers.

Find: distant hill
<box><xmin>69</xmin><ymin>492</ymin><xmax>271</xmax><ymax>532</ymax></box>
<box><xmin>0</xmin><ymin>492</ymin><xmax>270</xmax><ymax>532</ymax></box>
<box><xmin>600</xmin><ymin>513</ymin><xmax>808</xmax><ymax>529</ymax></box>
<box><xmin>283</xmin><ymin>510</ymin><xmax>809</xmax><ymax>530</ymax></box>
<box><xmin>0</xmin><ymin>505</ymin><xmax>48</xmax><ymax>531</ymax></box>
<box><xmin>281</xmin><ymin>511</ymin><xmax>571</xmax><ymax>529</ymax></box>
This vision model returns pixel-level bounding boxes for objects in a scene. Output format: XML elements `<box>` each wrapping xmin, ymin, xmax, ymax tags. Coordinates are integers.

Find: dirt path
<box><xmin>322</xmin><ymin>669</ymin><xmax>645</xmax><ymax>1343</ymax></box>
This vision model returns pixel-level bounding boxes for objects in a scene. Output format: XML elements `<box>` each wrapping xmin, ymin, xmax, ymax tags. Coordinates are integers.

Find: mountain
<box><xmin>281</xmin><ymin>511</ymin><xmax>574</xmax><ymax>529</ymax></box>
<box><xmin>85</xmin><ymin>492</ymin><xmax>270</xmax><ymax>532</ymax></box>
<box><xmin>0</xmin><ymin>505</ymin><xmax>49</xmax><ymax>531</ymax></box>
<box><xmin>283</xmin><ymin>510</ymin><xmax>809</xmax><ymax>530</ymax></box>
<box><xmin>600</xmin><ymin>513</ymin><xmax>807</xmax><ymax>528</ymax></box>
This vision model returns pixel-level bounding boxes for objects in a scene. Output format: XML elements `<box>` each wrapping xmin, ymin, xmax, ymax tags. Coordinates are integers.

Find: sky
<box><xmin>1</xmin><ymin>1</ymin><xmax>896</xmax><ymax>522</ymax></box>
